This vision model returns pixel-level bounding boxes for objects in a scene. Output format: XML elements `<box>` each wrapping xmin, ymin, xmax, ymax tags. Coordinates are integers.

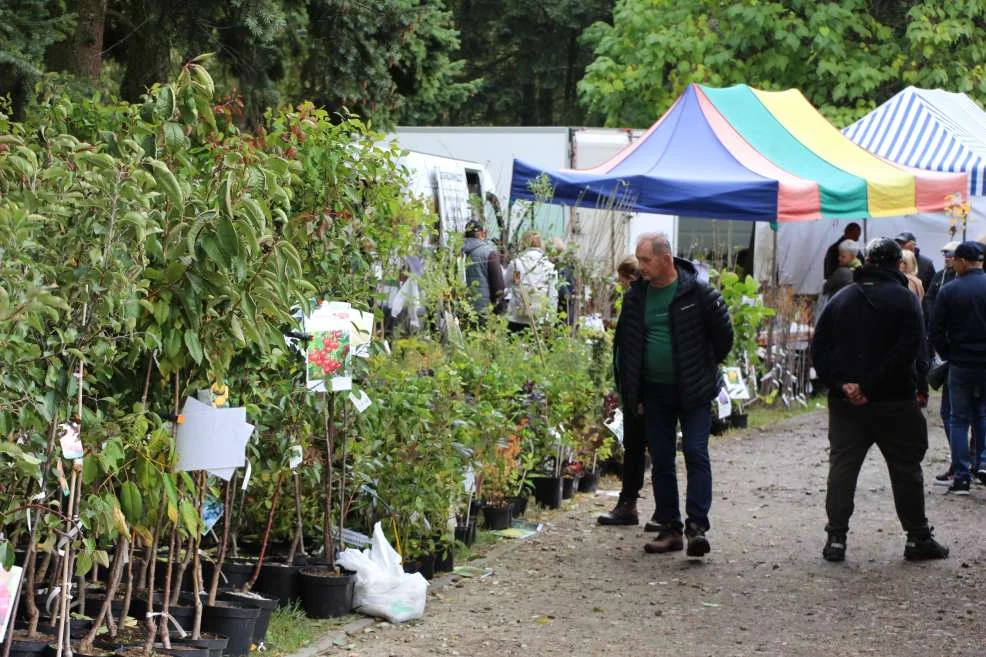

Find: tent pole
<box><xmin>771</xmin><ymin>224</ymin><xmax>779</xmax><ymax>288</ymax></box>
<box><xmin>863</xmin><ymin>217</ymin><xmax>868</xmax><ymax>244</ymax></box>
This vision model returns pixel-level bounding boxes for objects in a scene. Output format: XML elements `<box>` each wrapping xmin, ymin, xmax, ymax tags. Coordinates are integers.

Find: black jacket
<box><xmin>923</xmin><ymin>267</ymin><xmax>955</xmax><ymax>322</ymax></box>
<box><xmin>929</xmin><ymin>268</ymin><xmax>986</xmax><ymax>367</ymax></box>
<box><xmin>812</xmin><ymin>266</ymin><xmax>926</xmax><ymax>402</ymax></box>
<box><xmin>916</xmin><ymin>249</ymin><xmax>936</xmax><ymax>292</ymax></box>
<box><xmin>614</xmin><ymin>259</ymin><xmax>733</xmax><ymax>413</ymax></box>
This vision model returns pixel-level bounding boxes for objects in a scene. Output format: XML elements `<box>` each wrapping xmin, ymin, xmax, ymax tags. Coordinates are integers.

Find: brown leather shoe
<box><xmin>597</xmin><ymin>496</ymin><xmax>638</xmax><ymax>526</ymax></box>
<box><xmin>644</xmin><ymin>527</ymin><xmax>683</xmax><ymax>553</ymax></box>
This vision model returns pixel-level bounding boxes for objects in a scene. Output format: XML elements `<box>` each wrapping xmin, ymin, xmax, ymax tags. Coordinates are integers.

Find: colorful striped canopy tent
<box><xmin>757</xmin><ymin>88</ymin><xmax>986</xmax><ymax>295</ymax></box>
<box><xmin>843</xmin><ymin>87</ymin><xmax>986</xmax><ymax>197</ymax></box>
<box><xmin>510</xmin><ymin>84</ymin><xmax>967</xmax><ymax>223</ymax></box>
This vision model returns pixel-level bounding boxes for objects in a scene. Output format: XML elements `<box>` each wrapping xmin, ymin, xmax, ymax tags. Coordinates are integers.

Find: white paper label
<box><xmin>348</xmin><ymin>390</ymin><xmax>372</xmax><ymax>414</ymax></box>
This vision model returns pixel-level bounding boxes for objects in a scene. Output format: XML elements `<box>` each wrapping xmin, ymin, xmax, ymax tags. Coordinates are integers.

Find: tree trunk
<box><xmin>58</xmin><ymin>0</ymin><xmax>106</xmax><ymax>79</ymax></box>
<box><xmin>120</xmin><ymin>2</ymin><xmax>171</xmax><ymax>102</ymax></box>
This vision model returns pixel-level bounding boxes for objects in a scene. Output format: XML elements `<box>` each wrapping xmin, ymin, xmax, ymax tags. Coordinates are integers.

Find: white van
<box><xmin>399</xmin><ymin>150</ymin><xmax>502</xmax><ymax>245</ymax></box>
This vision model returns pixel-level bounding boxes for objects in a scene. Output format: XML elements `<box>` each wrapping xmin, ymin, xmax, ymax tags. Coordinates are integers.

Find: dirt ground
<box><xmin>331</xmin><ymin>405</ymin><xmax>986</xmax><ymax>657</ymax></box>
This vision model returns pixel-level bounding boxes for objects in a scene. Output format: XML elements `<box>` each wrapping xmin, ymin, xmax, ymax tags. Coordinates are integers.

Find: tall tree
<box><xmin>0</xmin><ymin>0</ymin><xmax>73</xmax><ymax>118</ymax></box>
<box><xmin>579</xmin><ymin>0</ymin><xmax>986</xmax><ymax>128</ymax></box>
<box><xmin>298</xmin><ymin>0</ymin><xmax>477</xmax><ymax>127</ymax></box>
<box><xmin>448</xmin><ymin>0</ymin><xmax>612</xmax><ymax>126</ymax></box>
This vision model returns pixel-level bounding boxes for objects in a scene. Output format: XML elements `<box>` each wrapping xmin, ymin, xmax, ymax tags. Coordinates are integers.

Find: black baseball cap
<box><xmin>953</xmin><ymin>241</ymin><xmax>985</xmax><ymax>262</ymax></box>
<box><xmin>894</xmin><ymin>231</ymin><xmax>917</xmax><ymax>244</ymax></box>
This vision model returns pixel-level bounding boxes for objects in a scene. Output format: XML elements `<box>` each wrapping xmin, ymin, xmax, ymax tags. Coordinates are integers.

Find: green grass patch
<box><xmin>265</xmin><ymin>602</ymin><xmax>359</xmax><ymax>657</ymax></box>
<box><xmin>454</xmin><ymin>527</ymin><xmax>504</xmax><ymax>563</ymax></box>
<box><xmin>744</xmin><ymin>396</ymin><xmax>827</xmax><ymax>430</ymax></box>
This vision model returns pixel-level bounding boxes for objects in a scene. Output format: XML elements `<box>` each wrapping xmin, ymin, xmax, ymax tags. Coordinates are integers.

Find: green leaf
<box><xmin>179</xmin><ymin>499</ymin><xmax>199</xmax><ymax>534</ymax></box>
<box><xmin>164</xmin><ymin>122</ymin><xmax>185</xmax><ymax>152</ymax></box>
<box><xmin>184</xmin><ymin>330</ymin><xmax>204</xmax><ymax>364</ymax></box>
<box><xmin>76</xmin><ymin>552</ymin><xmax>93</xmax><ymax>579</ymax></box>
<box><xmin>0</xmin><ymin>542</ymin><xmax>13</xmax><ymax>571</ymax></box>
<box><xmin>229</xmin><ymin>315</ymin><xmax>246</xmax><ymax>344</ymax></box>
<box><xmin>148</xmin><ymin>159</ymin><xmax>184</xmax><ymax>208</ymax></box>
<box><xmin>120</xmin><ymin>481</ymin><xmax>144</xmax><ymax>522</ymax></box>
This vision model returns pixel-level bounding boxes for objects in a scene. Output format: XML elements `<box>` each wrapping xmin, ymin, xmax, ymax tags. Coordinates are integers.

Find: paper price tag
<box><xmin>348</xmin><ymin>390</ymin><xmax>372</xmax><ymax>414</ymax></box>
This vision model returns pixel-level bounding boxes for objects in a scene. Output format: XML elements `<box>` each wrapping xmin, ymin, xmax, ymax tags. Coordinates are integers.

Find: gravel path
<box><xmin>333</xmin><ymin>406</ymin><xmax>986</xmax><ymax>657</ymax></box>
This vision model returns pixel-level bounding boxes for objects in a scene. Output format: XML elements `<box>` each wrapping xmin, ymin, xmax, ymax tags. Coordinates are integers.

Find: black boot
<box><xmin>597</xmin><ymin>495</ymin><xmax>638</xmax><ymax>526</ymax></box>
<box><xmin>904</xmin><ymin>527</ymin><xmax>949</xmax><ymax>561</ymax></box>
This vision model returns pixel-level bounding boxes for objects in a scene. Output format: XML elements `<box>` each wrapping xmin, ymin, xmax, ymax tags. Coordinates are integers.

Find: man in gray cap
<box><xmin>895</xmin><ymin>231</ymin><xmax>936</xmax><ymax>291</ymax></box>
<box><xmin>461</xmin><ymin>220</ymin><xmax>506</xmax><ymax>325</ymax></box>
<box><xmin>930</xmin><ymin>240</ymin><xmax>986</xmax><ymax>494</ymax></box>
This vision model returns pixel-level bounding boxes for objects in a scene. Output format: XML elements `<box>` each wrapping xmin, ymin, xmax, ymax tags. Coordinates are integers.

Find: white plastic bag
<box><xmin>335</xmin><ymin>521</ymin><xmax>428</xmax><ymax>623</ymax></box>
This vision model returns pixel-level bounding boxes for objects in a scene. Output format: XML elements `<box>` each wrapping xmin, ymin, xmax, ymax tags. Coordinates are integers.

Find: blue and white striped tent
<box><xmin>843</xmin><ymin>87</ymin><xmax>986</xmax><ymax>196</ymax></box>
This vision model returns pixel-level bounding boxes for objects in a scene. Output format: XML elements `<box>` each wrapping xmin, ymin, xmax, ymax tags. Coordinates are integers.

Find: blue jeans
<box><xmin>641</xmin><ymin>382</ymin><xmax>712</xmax><ymax>531</ymax></box>
<box><xmin>947</xmin><ymin>364</ymin><xmax>986</xmax><ymax>481</ymax></box>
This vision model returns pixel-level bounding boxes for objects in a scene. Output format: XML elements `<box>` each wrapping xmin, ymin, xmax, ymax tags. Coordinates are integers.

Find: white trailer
<box><xmin>390</xmin><ymin>127</ymin><xmax>754</xmax><ymax>270</ymax></box>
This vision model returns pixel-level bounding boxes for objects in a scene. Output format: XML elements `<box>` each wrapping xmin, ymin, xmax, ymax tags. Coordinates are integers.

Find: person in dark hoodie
<box><xmin>461</xmin><ymin>220</ymin><xmax>506</xmax><ymax>325</ymax></box>
<box><xmin>929</xmin><ymin>240</ymin><xmax>986</xmax><ymax>495</ymax></box>
<box><xmin>613</xmin><ymin>233</ymin><xmax>733</xmax><ymax>557</ymax></box>
<box><xmin>812</xmin><ymin>237</ymin><xmax>949</xmax><ymax>563</ymax></box>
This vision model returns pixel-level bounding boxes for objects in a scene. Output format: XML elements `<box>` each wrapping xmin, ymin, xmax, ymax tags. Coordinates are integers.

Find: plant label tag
<box><xmin>330</xmin><ymin>376</ymin><xmax>352</xmax><ymax>392</ymax></box>
<box><xmin>241</xmin><ymin>461</ymin><xmax>252</xmax><ymax>491</ymax></box>
<box><xmin>288</xmin><ymin>445</ymin><xmax>303</xmax><ymax>470</ymax></box>
<box><xmin>716</xmin><ymin>388</ymin><xmax>732</xmax><ymax>420</ymax></box>
<box><xmin>58</xmin><ymin>422</ymin><xmax>83</xmax><ymax>460</ymax></box>
<box><xmin>604</xmin><ymin>409</ymin><xmax>624</xmax><ymax>445</ymax></box>
<box><xmin>348</xmin><ymin>390</ymin><xmax>371</xmax><ymax>414</ymax></box>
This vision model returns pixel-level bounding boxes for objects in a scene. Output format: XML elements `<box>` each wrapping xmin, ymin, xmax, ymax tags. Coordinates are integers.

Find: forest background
<box><xmin>4</xmin><ymin>0</ymin><xmax>986</xmax><ymax>130</ymax></box>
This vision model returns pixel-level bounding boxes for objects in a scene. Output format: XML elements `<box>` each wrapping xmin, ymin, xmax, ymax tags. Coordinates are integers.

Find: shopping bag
<box><xmin>335</xmin><ymin>521</ymin><xmax>428</xmax><ymax>623</ymax></box>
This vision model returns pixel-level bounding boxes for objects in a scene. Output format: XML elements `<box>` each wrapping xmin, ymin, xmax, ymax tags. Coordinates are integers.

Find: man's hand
<box><xmin>637</xmin><ymin>403</ymin><xmax>644</xmax><ymax>417</ymax></box>
<box><xmin>842</xmin><ymin>383</ymin><xmax>869</xmax><ymax>406</ymax></box>
<box><xmin>917</xmin><ymin>392</ymin><xmax>929</xmax><ymax>408</ymax></box>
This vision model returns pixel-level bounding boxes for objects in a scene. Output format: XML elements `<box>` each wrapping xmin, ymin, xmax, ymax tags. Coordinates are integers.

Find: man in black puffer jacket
<box><xmin>812</xmin><ymin>237</ymin><xmax>948</xmax><ymax>563</ymax></box>
<box><xmin>614</xmin><ymin>233</ymin><xmax>733</xmax><ymax>558</ymax></box>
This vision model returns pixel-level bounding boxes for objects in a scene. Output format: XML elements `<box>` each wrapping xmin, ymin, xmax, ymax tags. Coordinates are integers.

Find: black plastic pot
<box><xmin>9</xmin><ymin>637</ymin><xmax>49</xmax><ymax>657</ymax></box>
<box><xmin>219</xmin><ymin>560</ymin><xmax>256</xmax><ymax>590</ymax></box>
<box><xmin>454</xmin><ymin>520</ymin><xmax>476</xmax><ymax>547</ymax></box>
<box><xmin>561</xmin><ymin>476</ymin><xmax>576</xmax><ymax>499</ymax></box>
<box><xmin>38</xmin><ymin>619</ymin><xmax>93</xmax><ymax>640</ymax></box>
<box><xmin>171</xmin><ymin>634</ymin><xmax>228</xmax><ymax>657</ymax></box>
<box><xmin>402</xmin><ymin>553</ymin><xmax>435</xmax><ymax>581</ymax></box>
<box><xmin>157</xmin><ymin>643</ymin><xmax>210</xmax><ymax>657</ymax></box>
<box><xmin>434</xmin><ymin>543</ymin><xmax>454</xmax><ymax>573</ymax></box>
<box><xmin>82</xmin><ymin>593</ymin><xmax>125</xmax><ymax>619</ymax></box>
<box><xmin>298</xmin><ymin>568</ymin><xmax>354</xmax><ymax>618</ymax></box>
<box><xmin>482</xmin><ymin>504</ymin><xmax>513</xmax><ymax>530</ymax></box>
<box><xmin>219</xmin><ymin>591</ymin><xmax>278</xmax><ymax>646</ymax></box>
<box><xmin>255</xmin><ymin>562</ymin><xmax>301</xmax><ymax>608</ymax></box>
<box><xmin>578</xmin><ymin>473</ymin><xmax>599</xmax><ymax>493</ymax></box>
<box><xmin>201</xmin><ymin>602</ymin><xmax>259</xmax><ymax>657</ymax></box>
<box><xmin>533</xmin><ymin>477</ymin><xmax>563</xmax><ymax>509</ymax></box>
<box><xmin>507</xmin><ymin>495</ymin><xmax>529</xmax><ymax>517</ymax></box>
<box><xmin>711</xmin><ymin>417</ymin><xmax>729</xmax><ymax>436</ymax></box>
<box><xmin>469</xmin><ymin>499</ymin><xmax>484</xmax><ymax>518</ymax></box>
<box><xmin>730</xmin><ymin>413</ymin><xmax>749</xmax><ymax>429</ymax></box>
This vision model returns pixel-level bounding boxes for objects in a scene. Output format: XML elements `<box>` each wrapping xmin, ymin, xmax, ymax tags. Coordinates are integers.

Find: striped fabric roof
<box><xmin>843</xmin><ymin>87</ymin><xmax>986</xmax><ymax>196</ymax></box>
<box><xmin>511</xmin><ymin>84</ymin><xmax>967</xmax><ymax>223</ymax></box>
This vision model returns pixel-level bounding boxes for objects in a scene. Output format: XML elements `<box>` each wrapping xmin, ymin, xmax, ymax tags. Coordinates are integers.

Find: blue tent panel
<box><xmin>510</xmin><ymin>86</ymin><xmax>779</xmax><ymax>221</ymax></box>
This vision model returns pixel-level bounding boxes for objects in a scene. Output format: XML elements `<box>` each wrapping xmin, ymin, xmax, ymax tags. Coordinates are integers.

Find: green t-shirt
<box><xmin>643</xmin><ymin>280</ymin><xmax>678</xmax><ymax>384</ymax></box>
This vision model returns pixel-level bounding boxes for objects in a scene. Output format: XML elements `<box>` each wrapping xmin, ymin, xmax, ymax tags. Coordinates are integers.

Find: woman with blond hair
<box><xmin>900</xmin><ymin>249</ymin><xmax>925</xmax><ymax>301</ymax></box>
